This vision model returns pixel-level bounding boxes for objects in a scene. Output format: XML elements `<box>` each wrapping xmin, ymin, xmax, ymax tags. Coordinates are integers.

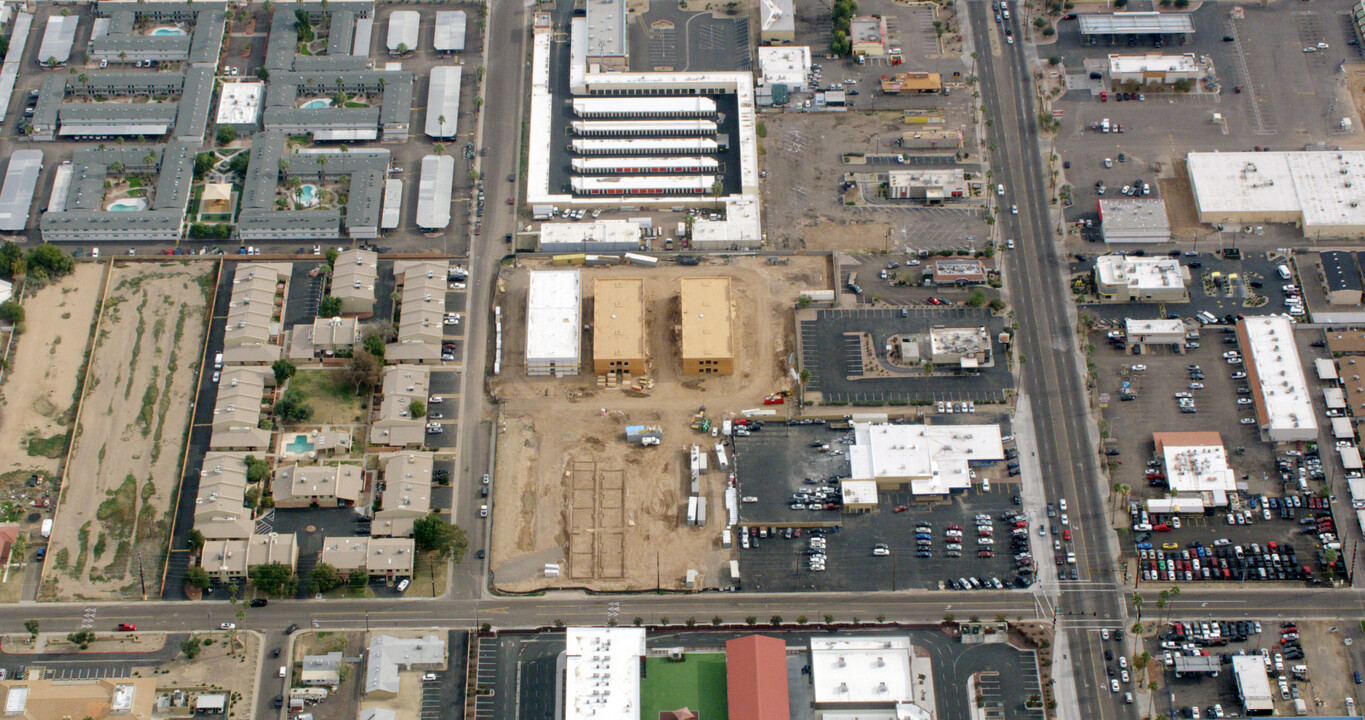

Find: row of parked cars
<box><xmin>1134</xmin><ymin>539</ymin><xmax>1308</xmax><ymax>582</ymax></box>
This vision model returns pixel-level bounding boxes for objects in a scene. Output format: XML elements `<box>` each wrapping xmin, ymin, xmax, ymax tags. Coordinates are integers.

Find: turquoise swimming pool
<box><xmin>151</xmin><ymin>26</ymin><xmax>187</xmax><ymax>36</ymax></box>
<box><xmin>283</xmin><ymin>434</ymin><xmax>315</xmax><ymax>455</ymax></box>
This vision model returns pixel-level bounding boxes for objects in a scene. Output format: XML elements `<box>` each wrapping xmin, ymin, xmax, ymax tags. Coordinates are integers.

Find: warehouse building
<box><xmin>1320</xmin><ymin>250</ymin><xmax>1363</xmax><ymax>305</ymax></box>
<box><xmin>810</xmin><ymin>636</ymin><xmax>933</xmax><ymax>714</ymax></box>
<box><xmin>364</xmin><ymin>634</ymin><xmax>446</xmax><ymax>699</ymax></box>
<box><xmin>570</xmin><ymin>119</ymin><xmax>717</xmax><ymax>136</ymax></box>
<box><xmin>416</xmin><ymin>155</ymin><xmax>455</xmax><ymax>231</ymax></box>
<box><xmin>846</xmin><ymin>421</ymin><xmax>1005</xmax><ymax>496</ymax></box>
<box><xmin>1237</xmin><ymin>316</ymin><xmax>1319</xmax><ymax>443</ymax></box>
<box><xmin>1187</xmin><ymin>151</ymin><xmax>1365</xmax><ymax>238</ymax></box>
<box><xmin>1099</xmin><ymin>198</ymin><xmax>1172</xmax><ymax>244</ymax></box>
<box><xmin>382</xmin><ymin>179</ymin><xmax>403</xmax><ymax>229</ymax></box>
<box><xmin>680</xmin><ymin>276</ymin><xmax>734</xmax><ymax>375</ymax></box>
<box><xmin>387</xmin><ymin>10</ymin><xmax>419</xmax><ymax>53</ymax></box>
<box><xmin>1125</xmin><ymin>318</ymin><xmax>1186</xmax><ymax>351</ymax></box>
<box><xmin>584</xmin><ymin>0</ymin><xmax>628</xmax><ymax>71</ymax></box>
<box><xmin>539</xmin><ymin>219</ymin><xmax>641</xmax><ymax>253</ymax></box>
<box><xmin>570</xmin><ymin>138</ymin><xmax>720</xmax><ymax>155</ymax></box>
<box><xmin>1107</xmin><ymin>53</ymin><xmax>1202</xmax><ymax>85</ymax></box>
<box><xmin>1153</xmin><ymin>431</ymin><xmax>1236</xmax><ymax>508</ymax></box>
<box><xmin>526</xmin><ymin>270</ymin><xmax>582</xmax><ymax>377</ymax></box>
<box><xmin>571</xmin><ymin>157</ymin><xmax>719</xmax><ymax>175</ymax></box>
<box><xmin>237</xmin><ymin>133</ymin><xmax>390</xmax><ymax>241</ymax></box>
<box><xmin>726</xmin><ymin>635</ymin><xmax>791</xmax><ymax>720</ymax></box>
<box><xmin>758</xmin><ymin>45</ymin><xmax>810</xmax><ymax>92</ymax></box>
<box><xmin>331</xmin><ymin>248</ymin><xmax>379</xmax><ymax>316</ymax></box>
<box><xmin>370</xmin><ymin>365</ymin><xmax>430</xmax><ymax>447</ymax></box>
<box><xmin>691</xmin><ymin>197</ymin><xmax>763</xmax><ymax>250</ymax></box>
<box><xmin>1093</xmin><ymin>255</ymin><xmax>1189</xmax><ymax>303</ymax></box>
<box><xmin>89</xmin><ymin>1</ymin><xmax>227</xmax><ymax>66</ymax></box>
<box><xmin>571</xmin><ymin>175</ymin><xmax>716</xmax><ymax>196</ymax></box>
<box><xmin>759</xmin><ymin>0</ymin><xmax>795</xmax><ymax>43</ymax></box>
<box><xmin>0</xmin><ymin>150</ymin><xmax>41</xmax><ymax>232</ymax></box>
<box><xmin>593</xmin><ymin>278</ymin><xmax>647</xmax><ymax>376</ymax></box>
<box><xmin>564</xmin><ymin>628</ymin><xmax>646</xmax><ymax>720</ymax></box>
<box><xmin>41</xmin><ymin>143</ymin><xmax>197</xmax><ymax>243</ymax></box>
<box><xmin>571</xmin><ymin>96</ymin><xmax>718</xmax><ymax>118</ymax></box>
<box><xmin>434</xmin><ymin>11</ymin><xmax>467</xmax><ymax>52</ymax></box>
<box><xmin>425</xmin><ymin>66</ymin><xmax>462</xmax><ymax>139</ymax></box>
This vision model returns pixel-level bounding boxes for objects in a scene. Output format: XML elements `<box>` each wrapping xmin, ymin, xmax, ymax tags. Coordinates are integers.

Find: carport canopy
<box><xmin>1078</xmin><ymin>12</ymin><xmax>1195</xmax><ymax>35</ymax></box>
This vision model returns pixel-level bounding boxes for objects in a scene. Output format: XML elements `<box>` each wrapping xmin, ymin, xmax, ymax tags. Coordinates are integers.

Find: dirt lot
<box><xmin>0</xmin><ymin>264</ymin><xmax>105</xmax><ymax>483</ymax></box>
<box><xmin>154</xmin><ymin>630</ymin><xmax>261</xmax><ymax>718</ymax></box>
<box><xmin>758</xmin><ymin>111</ymin><xmax>990</xmax><ymax>252</ymax></box>
<box><xmin>42</xmin><ymin>262</ymin><xmax>211</xmax><ymax>601</ymax></box>
<box><xmin>291</xmin><ymin>631</ymin><xmax>362</xmax><ymax>720</ymax></box>
<box><xmin>489</xmin><ymin>256</ymin><xmax>826</xmax><ymax>592</ymax></box>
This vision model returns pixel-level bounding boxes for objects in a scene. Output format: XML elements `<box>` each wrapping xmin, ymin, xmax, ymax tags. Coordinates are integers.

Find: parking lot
<box><xmin>798</xmin><ymin>306</ymin><xmax>1013</xmax><ymax>404</ymax></box>
<box><xmin>1074</xmin><ymin>251</ymin><xmax>1296</xmax><ymax>325</ymax></box>
<box><xmin>841</xmin><ymin>253</ymin><xmax>1001</xmax><ymax>308</ymax></box>
<box><xmin>735</xmin><ymin>423</ymin><xmax>1031</xmax><ymax>592</ymax></box>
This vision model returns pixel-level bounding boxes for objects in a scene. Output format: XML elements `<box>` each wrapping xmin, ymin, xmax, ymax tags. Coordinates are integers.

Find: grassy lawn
<box><xmin>288</xmin><ymin>369</ymin><xmax>367</xmax><ymax>424</ymax></box>
<box><xmin>640</xmin><ymin>654</ymin><xmax>729</xmax><ymax>720</ymax></box>
<box><xmin>409</xmin><ymin>550</ymin><xmax>448</xmax><ymax>598</ymax></box>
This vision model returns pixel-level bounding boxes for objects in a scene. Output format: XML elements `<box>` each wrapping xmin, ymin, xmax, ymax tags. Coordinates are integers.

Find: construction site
<box><xmin>488</xmin><ymin>256</ymin><xmax>828</xmax><ymax>592</ymax></box>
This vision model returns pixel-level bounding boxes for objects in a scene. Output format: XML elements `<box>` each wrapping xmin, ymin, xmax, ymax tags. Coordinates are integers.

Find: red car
<box><xmin>116</xmin><ymin>623</ymin><xmax>137</xmax><ymax>631</ymax></box>
<box><xmin>978</xmin><ymin>550</ymin><xmax>995</xmax><ymax>558</ymax></box>
<box><xmin>1062</xmin><ymin>529</ymin><xmax>1071</xmax><ymax>541</ymax></box>
<box><xmin>893</xmin><ymin>506</ymin><xmax>909</xmax><ymax>513</ymax></box>
<box><xmin>927</xmin><ymin>297</ymin><xmax>944</xmax><ymax>305</ymax></box>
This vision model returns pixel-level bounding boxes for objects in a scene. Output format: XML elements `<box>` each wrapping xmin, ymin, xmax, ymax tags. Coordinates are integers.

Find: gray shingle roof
<box><xmin>39</xmin><ymin>142</ymin><xmax>196</xmax><ymax>239</ymax></box>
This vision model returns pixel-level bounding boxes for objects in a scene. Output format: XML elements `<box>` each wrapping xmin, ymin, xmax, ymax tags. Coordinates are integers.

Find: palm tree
<box><xmin>1157</xmin><ymin>590</ymin><xmax>1169</xmax><ymax>624</ymax></box>
<box><xmin>317</xmin><ymin>154</ymin><xmax>327</xmax><ymax>183</ymax></box>
<box><xmin>433</xmin><ymin>142</ymin><xmax>445</xmax><ymax>156</ymax></box>
<box><xmin>1147</xmin><ymin>680</ymin><xmax>1160</xmax><ymax>716</ymax></box>
<box><xmin>1132</xmin><ymin>592</ymin><xmax>1144</xmax><ymax>620</ymax></box>
<box><xmin>437</xmin><ymin>114</ymin><xmax>446</xmax><ymax>138</ymax></box>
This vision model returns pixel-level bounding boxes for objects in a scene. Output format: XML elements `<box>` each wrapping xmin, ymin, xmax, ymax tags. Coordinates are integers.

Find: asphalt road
<box><xmin>967</xmin><ymin>3</ymin><xmax>1128</xmax><ymax>720</ymax></box>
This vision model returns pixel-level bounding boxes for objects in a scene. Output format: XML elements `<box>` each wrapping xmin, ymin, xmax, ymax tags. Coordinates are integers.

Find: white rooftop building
<box><xmin>846</xmin><ymin>422</ymin><xmax>1005</xmax><ymax>496</ymax></box>
<box><xmin>1099</xmin><ymin>198</ymin><xmax>1172</xmax><ymax>244</ymax></box>
<box><xmin>564</xmin><ymin>627</ymin><xmax>645</xmax><ymax>720</ymax></box>
<box><xmin>758</xmin><ymin>45</ymin><xmax>811</xmax><ymax>92</ymax></box>
<box><xmin>526</xmin><ymin>269</ymin><xmax>582</xmax><ymax>377</ymax></box>
<box><xmin>215</xmin><ymin>82</ymin><xmax>264</xmax><ymax>126</ymax></box>
<box><xmin>810</xmin><ymin>636</ymin><xmax>914</xmax><ymax>708</ymax></box>
<box><xmin>1232</xmin><ymin>656</ymin><xmax>1275</xmax><ymax>714</ymax></box>
<box><xmin>691</xmin><ymin>196</ymin><xmax>763</xmax><ymax>250</ymax></box>
<box><xmin>1237</xmin><ymin>317</ymin><xmax>1319</xmax><ymax>442</ymax></box>
<box><xmin>363</xmin><ymin>634</ymin><xmax>446</xmax><ymax>699</ymax></box>
<box><xmin>1107</xmin><ymin>53</ymin><xmax>1201</xmax><ymax>84</ymax></box>
<box><xmin>1187</xmin><ymin>151</ymin><xmax>1365</xmax><ymax>238</ymax></box>
<box><xmin>1154</xmin><ymin>432</ymin><xmax>1236</xmax><ymax>507</ymax></box>
<box><xmin>1125</xmin><ymin>318</ymin><xmax>1186</xmax><ymax>348</ymax></box>
<box><xmin>387</xmin><ymin>11</ymin><xmax>420</xmax><ymax>54</ymax></box>
<box><xmin>1094</xmin><ymin>255</ymin><xmax>1190</xmax><ymax>303</ymax></box>
<box><xmin>433</xmin><ymin>11</ymin><xmax>467</xmax><ymax>52</ymax></box>
<box><xmin>538</xmin><ymin>219</ymin><xmax>641</xmax><ymax>253</ymax></box>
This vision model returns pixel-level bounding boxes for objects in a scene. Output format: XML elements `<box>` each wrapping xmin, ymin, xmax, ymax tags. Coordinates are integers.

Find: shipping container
<box><xmin>687</xmin><ymin>496</ymin><xmax>698</xmax><ymax>525</ymax></box>
<box><xmin>730</xmin><ymin>560</ymin><xmax>740</xmax><ymax>580</ymax></box>
<box><xmin>624</xmin><ymin>252</ymin><xmax>659</xmax><ymax>266</ymax></box>
<box><xmin>551</xmin><ymin>253</ymin><xmax>586</xmax><ymax>266</ymax></box>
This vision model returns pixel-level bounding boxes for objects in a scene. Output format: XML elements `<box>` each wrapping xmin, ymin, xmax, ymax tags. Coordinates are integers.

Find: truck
<box><xmin>40</xmin><ymin>518</ymin><xmax>52</xmax><ymax>538</ymax></box>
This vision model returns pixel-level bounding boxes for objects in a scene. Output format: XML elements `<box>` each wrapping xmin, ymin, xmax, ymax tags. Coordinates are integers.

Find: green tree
<box><xmin>184</xmin><ymin>565</ymin><xmax>212</xmax><ymax>589</ymax></box>
<box><xmin>26</xmin><ymin>245</ymin><xmax>75</xmax><ymax>276</ymax></box>
<box><xmin>244</xmin><ymin>455</ymin><xmax>271</xmax><ymax>484</ymax></box>
<box><xmin>346</xmin><ymin>350</ymin><xmax>382</xmax><ymax>393</ymax></box>
<box><xmin>325</xmin><ymin>247</ymin><xmax>339</xmax><ymax>267</ymax></box>
<box><xmin>272</xmin><ymin>360</ymin><xmax>297</xmax><ymax>385</ymax></box>
<box><xmin>412</xmin><ymin>514</ymin><xmax>468</xmax><ymax>561</ymax></box>
<box><xmin>362</xmin><ymin>332</ymin><xmax>386</xmax><ymax>360</ymax></box>
<box><xmin>273</xmin><ymin>388</ymin><xmax>312</xmax><ymax>423</ymax></box>
<box><xmin>0</xmin><ymin>301</ymin><xmax>24</xmax><ymax>325</ymax></box>
<box><xmin>318</xmin><ymin>295</ymin><xmax>343</xmax><ymax>317</ymax></box>
<box><xmin>216</xmin><ymin>125</ymin><xmax>237</xmax><ymax>146</ymax></box>
<box><xmin>228</xmin><ymin>152</ymin><xmax>251</xmax><ymax>176</ymax></box>
<box><xmin>249</xmin><ymin>562</ymin><xmax>295</xmax><ymax>594</ymax></box>
<box><xmin>408</xmin><ymin>399</ymin><xmax>426</xmax><ymax>419</ymax></box>
<box><xmin>187</xmin><ymin>528</ymin><xmax>206</xmax><ymax>553</ymax></box>
<box><xmin>967</xmin><ymin>289</ymin><xmax>987</xmax><ymax>307</ymax></box>
<box><xmin>348</xmin><ymin>569</ymin><xmax>369</xmax><ymax>589</ymax></box>
<box><xmin>181</xmin><ymin>637</ymin><xmax>202</xmax><ymax>659</ymax></box>
<box><xmin>0</xmin><ymin>242</ymin><xmax>23</xmax><ymax>276</ymax></box>
<box><xmin>23</xmin><ymin>620</ymin><xmax>38</xmax><ymax>641</ymax></box>
<box><xmin>309</xmin><ymin>562</ymin><xmax>343</xmax><ymax>592</ymax></box>
<box><xmin>396</xmin><ymin>42</ymin><xmax>409</xmax><ymax>55</ymax></box>
<box><xmin>194</xmin><ymin>152</ymin><xmax>215</xmax><ymax>180</ymax></box>
<box><xmin>66</xmin><ymin>630</ymin><xmax>94</xmax><ymax>649</ymax></box>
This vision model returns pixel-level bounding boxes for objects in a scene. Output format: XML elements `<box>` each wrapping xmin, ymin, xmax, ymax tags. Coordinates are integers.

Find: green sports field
<box><xmin>638</xmin><ymin>653</ymin><xmax>729</xmax><ymax>720</ymax></box>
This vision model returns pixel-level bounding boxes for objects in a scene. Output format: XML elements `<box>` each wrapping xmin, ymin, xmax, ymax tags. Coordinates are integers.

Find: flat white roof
<box><xmin>571</xmin><ymin>175</ymin><xmax>716</xmax><ymax>192</ymax></box>
<box><xmin>811</xmin><ymin>636</ymin><xmax>914</xmax><ymax>706</ymax></box>
<box><xmin>1242</xmin><ymin>316</ymin><xmax>1319</xmax><ymax>439</ymax></box>
<box><xmin>1317</xmin><ymin>357</ymin><xmax>1340</xmax><ymax>381</ymax></box>
<box><xmin>0</xmin><ymin>150</ymin><xmax>41</xmax><ymax>232</ymax></box>
<box><xmin>1095</xmin><ymin>255</ymin><xmax>1186</xmax><ymax>291</ymax></box>
<box><xmin>847</xmin><ymin>422</ymin><xmax>1004</xmax><ymax>495</ymax></box>
<box><xmin>1332</xmin><ymin>415</ymin><xmax>1354</xmax><ymax>439</ymax></box>
<box><xmin>758</xmin><ymin>45</ymin><xmax>811</xmax><ymax>87</ymax></box>
<box><xmin>434</xmin><ymin>11</ymin><xmax>466</xmax><ymax>52</ymax></box>
<box><xmin>1078</xmin><ymin>11</ymin><xmax>1195</xmax><ymax>34</ymax></box>
<box><xmin>381</xmin><ymin>179</ymin><xmax>402</xmax><ymax>229</ymax></box>
<box><xmin>571</xmin><ymin>138</ymin><xmax>720</xmax><ymax>153</ymax></box>
<box><xmin>1125</xmin><ymin>318</ymin><xmax>1185</xmax><ymax>336</ymax></box>
<box><xmin>1233</xmin><ymin>656</ymin><xmax>1275</xmax><ymax>711</ymax></box>
<box><xmin>1188</xmin><ymin>151</ymin><xmax>1365</xmax><ymax>233</ymax></box>
<box><xmin>216</xmin><ymin>82</ymin><xmax>264</xmax><ymax>125</ymax></box>
<box><xmin>416</xmin><ymin>155</ymin><xmax>454</xmax><ymax>229</ymax></box>
<box><xmin>572</xmin><ymin>96</ymin><xmax>717</xmax><ymax>116</ymax></box>
<box><xmin>584</xmin><ymin>0</ymin><xmax>627</xmax><ymax>59</ymax></box>
<box><xmin>527</xmin><ymin>270</ymin><xmax>582</xmax><ymax>363</ymax></box>
<box><xmin>528</xmin><ymin>23</ymin><xmax>555</xmax><ymax>210</ymax></box>
<box><xmin>1161</xmin><ymin>439</ymin><xmax>1236</xmax><ymax>502</ymax></box>
<box><xmin>1108</xmin><ymin>53</ymin><xmax>1197</xmax><ymax>74</ymax></box>
<box><xmin>425</xmin><ymin>65</ymin><xmax>462</xmax><ymax>138</ymax></box>
<box><xmin>1342</xmin><ymin>445</ymin><xmax>1363</xmax><ymax>470</ymax></box>
<box><xmin>841</xmin><ymin>479</ymin><xmax>878</xmax><ymax>505</ymax></box>
<box><xmin>564</xmin><ymin>627</ymin><xmax>645</xmax><ymax>720</ymax></box>
<box><xmin>1099</xmin><ymin>198</ymin><xmax>1172</xmax><ymax>236</ymax></box>
<box><xmin>692</xmin><ymin>196</ymin><xmax>762</xmax><ymax>247</ymax></box>
<box><xmin>570</xmin><ymin>120</ymin><xmax>717</xmax><ymax>134</ymax></box>
<box><xmin>540</xmin><ymin>219</ymin><xmax>640</xmax><ymax>247</ymax></box>
<box><xmin>572</xmin><ymin>156</ymin><xmax>719</xmax><ymax>171</ymax></box>
<box><xmin>387</xmin><ymin>11</ymin><xmax>420</xmax><ymax>52</ymax></box>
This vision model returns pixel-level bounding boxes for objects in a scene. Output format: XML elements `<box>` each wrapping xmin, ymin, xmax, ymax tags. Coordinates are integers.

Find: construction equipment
<box><xmin>689</xmin><ymin>406</ymin><xmax>711</xmax><ymax>433</ymax></box>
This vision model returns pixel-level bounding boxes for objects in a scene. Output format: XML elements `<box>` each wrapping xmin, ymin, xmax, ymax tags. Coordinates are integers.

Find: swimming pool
<box><xmin>295</xmin><ymin>184</ymin><xmax>320</xmax><ymax>207</ymax></box>
<box><xmin>151</xmin><ymin>26</ymin><xmax>187</xmax><ymax>36</ymax></box>
<box><xmin>283</xmin><ymin>434</ymin><xmax>315</xmax><ymax>455</ymax></box>
<box><xmin>300</xmin><ymin>98</ymin><xmax>333</xmax><ymax>110</ymax></box>
<box><xmin>107</xmin><ymin>198</ymin><xmax>147</xmax><ymax>211</ymax></box>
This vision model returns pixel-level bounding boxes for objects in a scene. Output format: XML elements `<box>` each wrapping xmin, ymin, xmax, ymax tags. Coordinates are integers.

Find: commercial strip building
<box><xmin>40</xmin><ymin>143</ymin><xmax>196</xmax><ymax>243</ymax></box>
<box><xmin>331</xmin><ymin>249</ymin><xmax>379</xmax><ymax>316</ymax></box>
<box><xmin>29</xmin><ymin>68</ymin><xmax>215</xmax><ymax>142</ymax></box>
<box><xmin>369</xmin><ymin>365</ymin><xmax>430</xmax><ymax>448</ymax></box>
<box><xmin>1077</xmin><ymin>11</ymin><xmax>1195</xmax><ymax>37</ymax></box>
<box><xmin>1237</xmin><ymin>317</ymin><xmax>1319</xmax><ymax>442</ymax></box>
<box><xmin>199</xmin><ymin>532</ymin><xmax>299</xmax><ymax>580</ymax></box>
<box><xmin>883</xmin><ymin>169</ymin><xmax>968</xmax><ymax>201</ymax></box>
<box><xmin>1098</xmin><ymin>198</ymin><xmax>1172</xmax><ymax>244</ymax></box>
<box><xmin>1107</xmin><ymin>54</ymin><xmax>1202</xmax><ymax>85</ymax></box>
<box><xmin>593</xmin><ymin>278</ymin><xmax>647</xmax><ymax>376</ymax></box>
<box><xmin>387</xmin><ymin>260</ymin><xmax>449</xmax><ymax>363</ymax></box>
<box><xmin>0</xmin><ymin>677</ymin><xmax>156</xmax><ymax>720</ymax></box>
<box><xmin>810</xmin><ymin>636</ymin><xmax>932</xmax><ymax>716</ymax></box>
<box><xmin>416</xmin><ymin>155</ymin><xmax>456</xmax><ymax>230</ymax></box>
<box><xmin>222</xmin><ymin>263</ymin><xmax>289</xmax><ymax>364</ymax></box>
<box><xmin>1152</xmin><ymin>431</ymin><xmax>1235</xmax><ymax>509</ymax></box>
<box><xmin>209</xmin><ymin>367</ymin><xmax>274</xmax><ymax>451</ymax></box>
<box><xmin>880</xmin><ymin>72</ymin><xmax>943</xmax><ymax>94</ymax></box>
<box><xmin>526</xmin><ymin>269</ymin><xmax>583</xmax><ymax>376</ymax></box>
<box><xmin>1187</xmin><ymin>151</ymin><xmax>1365</xmax><ymax>238</ymax></box>
<box><xmin>1125</xmin><ymin>318</ymin><xmax>1186</xmax><ymax>351</ymax></box>
<box><xmin>1319</xmin><ymin>251</ymin><xmax>1365</xmax><ymax>305</ymax></box>
<box><xmin>425</xmin><ymin>66</ymin><xmax>462</xmax><ymax>139</ymax></box>
<box><xmin>237</xmin><ymin>134</ymin><xmax>390</xmax><ymax>241</ymax></box>
<box><xmin>900</xmin><ymin>128</ymin><xmax>962</xmax><ymax>150</ymax></box>
<box><xmin>434</xmin><ymin>11</ymin><xmax>467</xmax><ymax>52</ymax></box>
<box><xmin>89</xmin><ymin>0</ymin><xmax>227</xmax><ymax>67</ymax></box>
<box><xmin>679</xmin><ymin>277</ymin><xmax>734</xmax><ymax>375</ymax></box>
<box><xmin>932</xmin><ymin>259</ymin><xmax>988</xmax><ymax>286</ymax></box>
<box><xmin>362</xmin><ymin>634</ymin><xmax>446</xmax><ymax>699</ymax></box>
<box><xmin>538</xmin><ymin>219</ymin><xmax>642</xmax><ymax>252</ymax></box>
<box><xmin>0</xmin><ymin>151</ymin><xmax>41</xmax><ymax>232</ymax></box>
<box><xmin>584</xmin><ymin>0</ymin><xmax>629</xmax><ymax>71</ymax></box>
<box><xmin>758</xmin><ymin>45</ymin><xmax>811</xmax><ymax>92</ymax></box>
<box><xmin>372</xmin><ymin>452</ymin><xmax>434</xmax><ymax>537</ymax></box>
<box><xmin>1093</xmin><ymin>254</ymin><xmax>1189</xmax><ymax>303</ymax></box>
<box><xmin>563</xmin><ymin>627</ymin><xmax>646</xmax><ymax>720</ymax></box>
<box><xmin>272</xmin><ymin>463</ymin><xmax>363</xmax><ymax>509</ymax></box>
<box><xmin>319</xmin><ymin>536</ymin><xmax>416</xmax><ymax>580</ymax></box>
<box><xmin>846</xmin><ymin>421</ymin><xmax>1005</xmax><ymax>496</ymax></box>
<box><xmin>193</xmin><ymin>452</ymin><xmax>254</xmax><ymax>540</ymax></box>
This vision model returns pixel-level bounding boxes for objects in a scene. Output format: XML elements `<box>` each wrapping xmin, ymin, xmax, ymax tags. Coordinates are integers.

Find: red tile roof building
<box><xmin>726</xmin><ymin>635</ymin><xmax>791</xmax><ymax>720</ymax></box>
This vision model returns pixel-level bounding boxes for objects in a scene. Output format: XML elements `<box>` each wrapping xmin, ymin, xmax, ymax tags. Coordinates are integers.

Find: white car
<box><xmin>428</xmin><ymin>396</ymin><xmax>444</xmax><ymax>404</ymax></box>
<box><xmin>1010</xmin><ymin>205</ymin><xmax>1018</xmax><ymax>215</ymax></box>
<box><xmin>1111</xmin><ymin>679</ymin><xmax>1120</xmax><ymax>693</ymax></box>
<box><xmin>220</xmin><ymin>623</ymin><xmax>236</xmax><ymax>630</ymax></box>
<box><xmin>1104</xmin><ymin>158</ymin><xmax>1113</xmax><ymax>168</ymax></box>
<box><xmin>479</xmin><ymin>505</ymin><xmax>489</xmax><ymax>518</ymax></box>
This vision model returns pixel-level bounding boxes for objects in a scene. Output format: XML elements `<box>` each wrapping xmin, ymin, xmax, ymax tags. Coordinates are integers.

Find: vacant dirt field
<box><xmin>42</xmin><ymin>262</ymin><xmax>211</xmax><ymax>601</ymax></box>
<box><xmin>489</xmin><ymin>256</ymin><xmax>827</xmax><ymax>592</ymax></box>
<box><xmin>0</xmin><ymin>264</ymin><xmax>105</xmax><ymax>483</ymax></box>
